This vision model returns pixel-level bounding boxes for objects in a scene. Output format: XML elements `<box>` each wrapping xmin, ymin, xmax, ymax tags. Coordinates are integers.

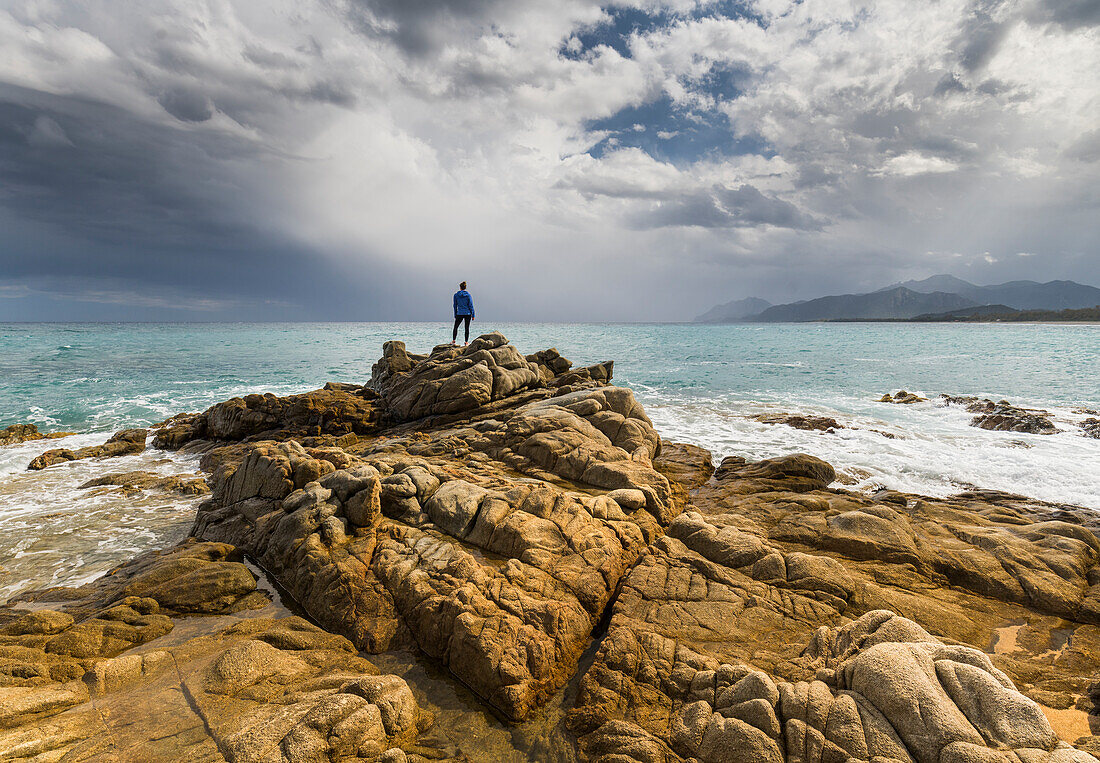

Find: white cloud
<box><xmin>876</xmin><ymin>152</ymin><xmax>959</xmax><ymax>177</ymax></box>
<box><xmin>0</xmin><ymin>0</ymin><xmax>1097</xmax><ymax>319</ymax></box>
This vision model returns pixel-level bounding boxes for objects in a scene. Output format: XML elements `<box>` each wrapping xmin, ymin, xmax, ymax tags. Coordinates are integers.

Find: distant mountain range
<box><xmin>695</xmin><ymin>276</ymin><xmax>1100</xmax><ymax>322</ymax></box>
<box><xmin>695</xmin><ymin>297</ymin><xmax>773</xmax><ymax>323</ymax></box>
<box><xmin>880</xmin><ymin>276</ymin><xmax>1100</xmax><ymax>311</ymax></box>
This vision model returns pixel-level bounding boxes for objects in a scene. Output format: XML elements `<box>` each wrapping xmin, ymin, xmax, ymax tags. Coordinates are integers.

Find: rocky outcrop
<box><xmin>1081</xmin><ymin>419</ymin><xmax>1100</xmax><ymax>439</ymax></box>
<box><xmin>9</xmin><ymin>333</ymin><xmax>1100</xmax><ymax>760</ymax></box>
<box><xmin>880</xmin><ymin>390</ymin><xmax>927</xmax><ymax>404</ymax></box>
<box><xmin>570</xmin><ymin>445</ymin><xmax>1100</xmax><ymax>761</ymax></box>
<box><xmin>574</xmin><ymin>610</ymin><xmax>1090</xmax><ymax>763</ymax></box>
<box><xmin>186</xmin><ymin>338</ymin><xmax>1100</xmax><ymax>752</ymax></box>
<box><xmin>754</xmin><ymin>413</ymin><xmax>845</xmax><ymax>432</ymax></box>
<box><xmin>942</xmin><ymin>395</ymin><xmax>1060</xmax><ymax>434</ymax></box>
<box><xmin>0</xmin><ymin>424</ymin><xmax>74</xmax><ymax>447</ymax></box>
<box><xmin>188</xmin><ymin>335</ymin><xmax>671</xmax><ymax>721</ymax></box>
<box><xmin>153</xmin><ymin>386</ymin><xmax>381</xmax><ymax>449</ymax></box>
<box><xmin>0</xmin><ymin>540</ymin><xmax>443</xmax><ymax>761</ymax></box>
<box><xmin>78</xmin><ymin>469</ymin><xmax>210</xmax><ymax>496</ymax></box>
<box><xmin>192</xmin><ymin>386</ymin><xmax>673</xmax><ymax>721</ymax></box>
<box><xmin>369</xmin><ymin>333</ymin><xmax>546</xmax><ymax>421</ymax></box>
<box><xmin>27</xmin><ymin>427</ymin><xmax>147</xmax><ymax>470</ymax></box>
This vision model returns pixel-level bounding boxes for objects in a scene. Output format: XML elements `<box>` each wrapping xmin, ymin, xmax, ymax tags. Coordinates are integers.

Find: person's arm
<box><xmin>469</xmin><ymin>295</ymin><xmax>474</xmax><ymax>320</ymax></box>
<box><xmin>453</xmin><ymin>292</ymin><xmax>459</xmax><ymax>316</ymax></box>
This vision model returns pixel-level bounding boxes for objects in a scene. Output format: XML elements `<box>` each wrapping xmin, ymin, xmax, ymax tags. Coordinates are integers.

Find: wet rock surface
<box><xmin>0</xmin><ymin>424</ymin><xmax>75</xmax><ymax>447</ymax></box>
<box><xmin>78</xmin><ymin>469</ymin><xmax>210</xmax><ymax>497</ymax></box>
<box><xmin>753</xmin><ymin>413</ymin><xmax>845</xmax><ymax>432</ymax></box>
<box><xmin>27</xmin><ymin>427</ymin><xmax>148</xmax><ymax>470</ymax></box>
<box><xmin>880</xmin><ymin>390</ymin><xmax>927</xmax><ymax>404</ymax></box>
<box><xmin>942</xmin><ymin>395</ymin><xmax>1061</xmax><ymax>434</ymax></box>
<box><xmin>6</xmin><ymin>334</ymin><xmax>1099</xmax><ymax>761</ymax></box>
<box><xmin>153</xmin><ymin>387</ymin><xmax>381</xmax><ymax>449</ymax></box>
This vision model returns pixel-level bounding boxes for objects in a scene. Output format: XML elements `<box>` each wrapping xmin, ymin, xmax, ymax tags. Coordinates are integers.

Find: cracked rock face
<box><xmin>0</xmin><ymin>541</ymin><xmax>441</xmax><ymax>762</ymax></box>
<box><xmin>570</xmin><ymin>446</ymin><xmax>1100</xmax><ymax>762</ymax></box>
<box><xmin>369</xmin><ymin>333</ymin><xmax>546</xmax><ymax>422</ymax></box>
<box><xmin>192</xmin><ymin>344</ymin><xmax>674</xmax><ymax>720</ymax></box>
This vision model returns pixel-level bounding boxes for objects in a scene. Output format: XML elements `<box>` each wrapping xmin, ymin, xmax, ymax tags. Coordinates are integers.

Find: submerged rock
<box><xmin>753</xmin><ymin>412</ymin><xmax>845</xmax><ymax>432</ymax></box>
<box><xmin>27</xmin><ymin>428</ymin><xmax>147</xmax><ymax>470</ymax></box>
<box><xmin>78</xmin><ymin>470</ymin><xmax>209</xmax><ymax>496</ymax></box>
<box><xmin>942</xmin><ymin>395</ymin><xmax>1060</xmax><ymax>434</ymax></box>
<box><xmin>973</xmin><ymin>405</ymin><xmax>1059</xmax><ymax>434</ymax></box>
<box><xmin>880</xmin><ymin>390</ymin><xmax>927</xmax><ymax>404</ymax></box>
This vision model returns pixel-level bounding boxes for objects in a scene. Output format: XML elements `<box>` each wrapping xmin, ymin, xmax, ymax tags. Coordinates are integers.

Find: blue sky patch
<box><xmin>585</xmin><ymin>93</ymin><xmax>772</xmax><ymax>164</ymax></box>
<box><xmin>561</xmin><ymin>1</ymin><xmax>763</xmax><ymax>60</ymax></box>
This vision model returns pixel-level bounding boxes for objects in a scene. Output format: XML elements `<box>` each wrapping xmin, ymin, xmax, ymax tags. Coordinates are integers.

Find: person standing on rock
<box><xmin>452</xmin><ymin>281</ymin><xmax>475</xmax><ymax>346</ymax></box>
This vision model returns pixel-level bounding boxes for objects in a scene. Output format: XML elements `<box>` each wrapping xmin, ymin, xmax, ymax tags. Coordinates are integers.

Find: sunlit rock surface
<box><xmin>3</xmin><ymin>334</ymin><xmax>1098</xmax><ymax>761</ymax></box>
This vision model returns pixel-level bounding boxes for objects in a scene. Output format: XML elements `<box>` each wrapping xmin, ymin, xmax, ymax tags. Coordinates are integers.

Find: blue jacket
<box><xmin>453</xmin><ymin>290</ymin><xmax>474</xmax><ymax>318</ymax></box>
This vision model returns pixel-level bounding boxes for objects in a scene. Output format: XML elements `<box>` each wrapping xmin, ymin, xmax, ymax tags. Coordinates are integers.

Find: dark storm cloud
<box><xmin>158</xmin><ymin>87</ymin><xmax>215</xmax><ymax>122</ymax></box>
<box><xmin>0</xmin><ymin>84</ymin><xmax>265</xmax><ymax>246</ymax></box>
<box><xmin>0</xmin><ymin>83</ymin><xmax>413</xmax><ymax>320</ymax></box>
<box><xmin>1</xmin><ymin>203</ymin><xmax>434</xmax><ymax>322</ymax></box>
<box><xmin>933</xmin><ymin>73</ymin><xmax>968</xmax><ymax>97</ymax></box>
<box><xmin>1025</xmin><ymin>0</ymin><xmax>1100</xmax><ymax>30</ymax></box>
<box><xmin>955</xmin><ymin>2</ymin><xmax>1012</xmax><ymax>72</ymax></box>
<box><xmin>337</xmin><ymin>0</ymin><xmax>509</xmax><ymax>57</ymax></box>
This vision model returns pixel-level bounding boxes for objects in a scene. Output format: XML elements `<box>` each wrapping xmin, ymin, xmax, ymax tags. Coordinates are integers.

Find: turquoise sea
<box><xmin>1</xmin><ymin>321</ymin><xmax>1099</xmax><ymax>601</ymax></box>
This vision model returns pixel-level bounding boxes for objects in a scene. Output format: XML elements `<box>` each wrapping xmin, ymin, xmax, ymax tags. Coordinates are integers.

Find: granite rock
<box><xmin>27</xmin><ymin>428</ymin><xmax>147</xmax><ymax>470</ymax></box>
<box><xmin>0</xmin><ymin>548</ymin><xmax>440</xmax><ymax>762</ymax></box>
<box><xmin>0</xmin><ymin>424</ymin><xmax>75</xmax><ymax>447</ymax></box>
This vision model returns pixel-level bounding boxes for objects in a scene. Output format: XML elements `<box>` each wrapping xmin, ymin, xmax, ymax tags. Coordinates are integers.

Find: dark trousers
<box><xmin>452</xmin><ymin>315</ymin><xmax>471</xmax><ymax>342</ymax></box>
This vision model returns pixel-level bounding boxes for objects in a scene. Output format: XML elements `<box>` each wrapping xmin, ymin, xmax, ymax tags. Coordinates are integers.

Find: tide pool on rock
<box><xmin>1</xmin><ymin>332</ymin><xmax>1099</xmax><ymax>761</ymax></box>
